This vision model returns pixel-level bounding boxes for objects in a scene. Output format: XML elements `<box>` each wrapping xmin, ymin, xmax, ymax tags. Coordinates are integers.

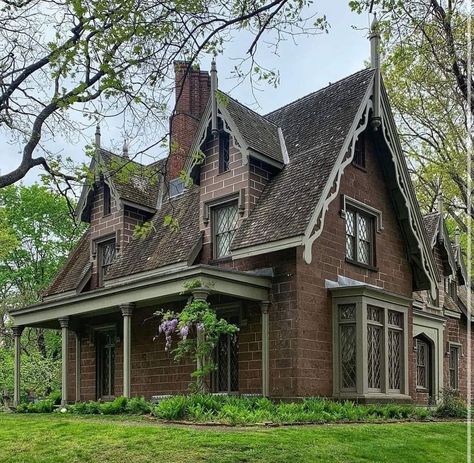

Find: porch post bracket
<box><xmin>12</xmin><ymin>326</ymin><xmax>24</xmax><ymax>407</ymax></box>
<box><xmin>192</xmin><ymin>289</ymin><xmax>210</xmax><ymax>302</ymax></box>
<box><xmin>261</xmin><ymin>301</ymin><xmax>270</xmax><ymax>397</ymax></box>
<box><xmin>120</xmin><ymin>303</ymin><xmax>135</xmax><ymax>398</ymax></box>
<box><xmin>58</xmin><ymin>317</ymin><xmax>70</xmax><ymax>406</ymax></box>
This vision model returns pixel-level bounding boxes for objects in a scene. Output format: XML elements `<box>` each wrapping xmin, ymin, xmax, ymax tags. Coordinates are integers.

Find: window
<box><xmin>338</xmin><ymin>304</ymin><xmax>357</xmax><ymax>391</ymax></box>
<box><xmin>212</xmin><ymin>315</ymin><xmax>239</xmax><ymax>393</ymax></box>
<box><xmin>449</xmin><ymin>345</ymin><xmax>460</xmax><ymax>390</ymax></box>
<box><xmin>352</xmin><ymin>135</ymin><xmax>366</xmax><ymax>169</ymax></box>
<box><xmin>332</xmin><ymin>289</ymin><xmax>408</xmax><ymax>399</ymax></box>
<box><xmin>345</xmin><ymin>208</ymin><xmax>375</xmax><ymax>267</ymax></box>
<box><xmin>416</xmin><ymin>338</ymin><xmax>430</xmax><ymax>390</ymax></box>
<box><xmin>169</xmin><ymin>178</ymin><xmax>185</xmax><ymax>197</ymax></box>
<box><xmin>213</xmin><ymin>202</ymin><xmax>238</xmax><ymax>258</ymax></box>
<box><xmin>96</xmin><ymin>329</ymin><xmax>116</xmax><ymax>399</ymax></box>
<box><xmin>98</xmin><ymin>239</ymin><xmax>116</xmax><ymax>286</ymax></box>
<box><xmin>103</xmin><ymin>182</ymin><xmax>111</xmax><ymax>216</ymax></box>
<box><xmin>367</xmin><ymin>306</ymin><xmax>383</xmax><ymax>391</ymax></box>
<box><xmin>219</xmin><ymin>130</ymin><xmax>230</xmax><ymax>173</ymax></box>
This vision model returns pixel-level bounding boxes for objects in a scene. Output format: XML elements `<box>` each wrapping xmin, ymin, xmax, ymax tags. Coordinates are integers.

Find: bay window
<box><xmin>332</xmin><ymin>286</ymin><xmax>409</xmax><ymax>400</ymax></box>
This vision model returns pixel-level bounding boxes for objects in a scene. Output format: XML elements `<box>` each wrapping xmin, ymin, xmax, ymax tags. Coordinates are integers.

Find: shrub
<box><xmin>48</xmin><ymin>390</ymin><xmax>62</xmax><ymax>406</ymax></box>
<box><xmin>153</xmin><ymin>395</ymin><xmax>187</xmax><ymax>420</ymax></box>
<box><xmin>435</xmin><ymin>389</ymin><xmax>467</xmax><ymax>418</ymax></box>
<box><xmin>126</xmin><ymin>397</ymin><xmax>152</xmax><ymax>415</ymax></box>
<box><xmin>68</xmin><ymin>401</ymin><xmax>101</xmax><ymax>415</ymax></box>
<box><xmin>16</xmin><ymin>399</ymin><xmax>55</xmax><ymax>413</ymax></box>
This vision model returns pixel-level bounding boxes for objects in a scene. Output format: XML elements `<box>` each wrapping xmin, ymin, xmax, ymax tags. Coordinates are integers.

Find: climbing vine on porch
<box><xmin>154</xmin><ymin>298</ymin><xmax>238</xmax><ymax>391</ymax></box>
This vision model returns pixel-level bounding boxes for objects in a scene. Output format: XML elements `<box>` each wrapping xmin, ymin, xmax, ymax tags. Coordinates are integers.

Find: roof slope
<box><xmin>224</xmin><ymin>95</ymin><xmax>283</xmax><ymax>163</ymax></box>
<box><xmin>422</xmin><ymin>212</ymin><xmax>440</xmax><ymax>246</ymax></box>
<box><xmin>105</xmin><ymin>186</ymin><xmax>201</xmax><ymax>280</ymax></box>
<box><xmin>100</xmin><ymin>150</ymin><xmax>163</xmax><ymax>209</ymax></box>
<box><xmin>232</xmin><ymin>68</ymin><xmax>374</xmax><ymax>250</ymax></box>
<box><xmin>44</xmin><ymin>229</ymin><xmax>91</xmax><ymax>296</ymax></box>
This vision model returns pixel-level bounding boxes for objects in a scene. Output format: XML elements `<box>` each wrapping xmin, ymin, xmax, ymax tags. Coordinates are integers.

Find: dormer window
<box><xmin>103</xmin><ymin>182</ymin><xmax>111</xmax><ymax>216</ymax></box>
<box><xmin>352</xmin><ymin>134</ymin><xmax>365</xmax><ymax>169</ymax></box>
<box><xmin>345</xmin><ymin>207</ymin><xmax>375</xmax><ymax>268</ymax></box>
<box><xmin>170</xmin><ymin>178</ymin><xmax>185</xmax><ymax>197</ymax></box>
<box><xmin>213</xmin><ymin>201</ymin><xmax>238</xmax><ymax>258</ymax></box>
<box><xmin>219</xmin><ymin>130</ymin><xmax>230</xmax><ymax>173</ymax></box>
<box><xmin>98</xmin><ymin>238</ymin><xmax>116</xmax><ymax>286</ymax></box>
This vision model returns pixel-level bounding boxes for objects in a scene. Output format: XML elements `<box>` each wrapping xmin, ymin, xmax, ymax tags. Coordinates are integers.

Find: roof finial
<box><xmin>123</xmin><ymin>139</ymin><xmax>129</xmax><ymax>159</ymax></box>
<box><xmin>95</xmin><ymin>124</ymin><xmax>101</xmax><ymax>150</ymax></box>
<box><xmin>210</xmin><ymin>58</ymin><xmax>218</xmax><ymax>137</ymax></box>
<box><xmin>370</xmin><ymin>13</ymin><xmax>382</xmax><ymax>131</ymax></box>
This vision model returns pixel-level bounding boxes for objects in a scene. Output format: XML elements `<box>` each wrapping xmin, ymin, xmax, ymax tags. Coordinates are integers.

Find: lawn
<box><xmin>0</xmin><ymin>414</ymin><xmax>468</xmax><ymax>463</ymax></box>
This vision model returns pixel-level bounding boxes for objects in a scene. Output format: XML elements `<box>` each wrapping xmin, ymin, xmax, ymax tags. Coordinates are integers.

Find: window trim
<box><xmin>448</xmin><ymin>342</ymin><xmax>462</xmax><ymax>391</ymax></box>
<box><xmin>212</xmin><ymin>200</ymin><xmax>239</xmax><ymax>260</ymax></box>
<box><xmin>97</xmin><ymin>237</ymin><xmax>116</xmax><ymax>287</ymax></box>
<box><xmin>344</xmin><ymin>206</ymin><xmax>377</xmax><ymax>270</ymax></box>
<box><xmin>331</xmin><ymin>287</ymin><xmax>409</xmax><ymax>400</ymax></box>
<box><xmin>415</xmin><ymin>338</ymin><xmax>430</xmax><ymax>391</ymax></box>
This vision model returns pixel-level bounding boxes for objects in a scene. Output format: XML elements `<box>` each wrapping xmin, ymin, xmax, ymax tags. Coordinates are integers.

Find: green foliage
<box><xmin>16</xmin><ymin>399</ymin><xmax>55</xmax><ymax>414</ymax></box>
<box><xmin>0</xmin><ymin>184</ymin><xmax>83</xmax><ymax>402</ymax></box>
<box><xmin>66</xmin><ymin>396</ymin><xmax>151</xmax><ymax>416</ymax></box>
<box><xmin>435</xmin><ymin>389</ymin><xmax>467</xmax><ymax>418</ymax></box>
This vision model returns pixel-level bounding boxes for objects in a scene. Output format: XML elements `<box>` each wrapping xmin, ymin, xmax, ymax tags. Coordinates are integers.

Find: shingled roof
<box><xmin>224</xmin><ymin>94</ymin><xmax>283</xmax><ymax>163</ymax></box>
<box><xmin>44</xmin><ymin>229</ymin><xmax>91</xmax><ymax>297</ymax></box>
<box><xmin>100</xmin><ymin>150</ymin><xmax>164</xmax><ymax>210</ymax></box>
<box><xmin>232</xmin><ymin>68</ymin><xmax>375</xmax><ymax>250</ymax></box>
<box><xmin>104</xmin><ymin>186</ymin><xmax>201</xmax><ymax>281</ymax></box>
<box><xmin>422</xmin><ymin>212</ymin><xmax>440</xmax><ymax>247</ymax></box>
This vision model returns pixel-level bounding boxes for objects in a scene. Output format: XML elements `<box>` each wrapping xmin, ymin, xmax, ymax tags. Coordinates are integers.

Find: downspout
<box><xmin>370</xmin><ymin>14</ymin><xmax>382</xmax><ymax>131</ymax></box>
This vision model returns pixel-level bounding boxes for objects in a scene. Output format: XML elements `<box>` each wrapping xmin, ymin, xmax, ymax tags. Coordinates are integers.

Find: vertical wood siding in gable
<box><xmin>294</xmin><ymin>131</ymin><xmax>415</xmax><ymax>398</ymax></box>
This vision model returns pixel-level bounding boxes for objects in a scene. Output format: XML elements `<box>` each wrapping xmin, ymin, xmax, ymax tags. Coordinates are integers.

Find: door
<box><xmin>96</xmin><ymin>329</ymin><xmax>116</xmax><ymax>400</ymax></box>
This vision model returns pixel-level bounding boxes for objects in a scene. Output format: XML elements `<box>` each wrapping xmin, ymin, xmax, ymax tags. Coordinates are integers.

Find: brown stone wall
<box><xmin>294</xmin><ymin>132</ymin><xmax>415</xmax><ymax>397</ymax></box>
<box><xmin>199</xmin><ymin>135</ymin><xmax>272</xmax><ymax>263</ymax></box>
<box><xmin>67</xmin><ymin>302</ymin><xmax>268</xmax><ymax>400</ymax></box>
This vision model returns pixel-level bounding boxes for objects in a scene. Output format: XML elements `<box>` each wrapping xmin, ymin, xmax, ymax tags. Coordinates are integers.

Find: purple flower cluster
<box><xmin>158</xmin><ymin>318</ymin><xmax>178</xmax><ymax>351</ymax></box>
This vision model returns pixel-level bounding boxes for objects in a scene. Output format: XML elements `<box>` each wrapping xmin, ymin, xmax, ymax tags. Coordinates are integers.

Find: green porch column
<box><xmin>120</xmin><ymin>303</ymin><xmax>134</xmax><ymax>398</ymax></box>
<box><xmin>12</xmin><ymin>326</ymin><xmax>24</xmax><ymax>407</ymax></box>
<box><xmin>192</xmin><ymin>290</ymin><xmax>210</xmax><ymax>393</ymax></box>
<box><xmin>58</xmin><ymin>317</ymin><xmax>70</xmax><ymax>406</ymax></box>
<box><xmin>261</xmin><ymin>301</ymin><xmax>270</xmax><ymax>397</ymax></box>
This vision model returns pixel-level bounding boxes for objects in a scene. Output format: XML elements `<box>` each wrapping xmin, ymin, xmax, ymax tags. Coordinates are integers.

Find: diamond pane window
<box><xmin>388</xmin><ymin>310</ymin><xmax>402</xmax><ymax>328</ymax></box>
<box><xmin>416</xmin><ymin>339</ymin><xmax>429</xmax><ymax>390</ymax></box>
<box><xmin>449</xmin><ymin>345</ymin><xmax>460</xmax><ymax>390</ymax></box>
<box><xmin>213</xmin><ymin>202</ymin><xmax>238</xmax><ymax>258</ymax></box>
<box><xmin>339</xmin><ymin>304</ymin><xmax>356</xmax><ymax>321</ymax></box>
<box><xmin>338</xmin><ymin>304</ymin><xmax>357</xmax><ymax>390</ymax></box>
<box><xmin>367</xmin><ymin>324</ymin><xmax>382</xmax><ymax>389</ymax></box>
<box><xmin>367</xmin><ymin>305</ymin><xmax>382</xmax><ymax>323</ymax></box>
<box><xmin>388</xmin><ymin>329</ymin><xmax>401</xmax><ymax>390</ymax></box>
<box><xmin>345</xmin><ymin>208</ymin><xmax>374</xmax><ymax>266</ymax></box>
<box><xmin>213</xmin><ymin>316</ymin><xmax>239</xmax><ymax>393</ymax></box>
<box><xmin>98</xmin><ymin>239</ymin><xmax>116</xmax><ymax>286</ymax></box>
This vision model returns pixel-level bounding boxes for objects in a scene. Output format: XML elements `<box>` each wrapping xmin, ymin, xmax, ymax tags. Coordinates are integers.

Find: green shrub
<box><xmin>153</xmin><ymin>395</ymin><xmax>187</xmax><ymax>420</ymax></box>
<box><xmin>99</xmin><ymin>396</ymin><xmax>128</xmax><ymax>415</ymax></box>
<box><xmin>48</xmin><ymin>390</ymin><xmax>62</xmax><ymax>406</ymax></box>
<box><xmin>435</xmin><ymin>389</ymin><xmax>467</xmax><ymax>418</ymax></box>
<box><xmin>68</xmin><ymin>401</ymin><xmax>101</xmax><ymax>415</ymax></box>
<box><xmin>16</xmin><ymin>399</ymin><xmax>55</xmax><ymax>413</ymax></box>
<box><xmin>126</xmin><ymin>397</ymin><xmax>152</xmax><ymax>415</ymax></box>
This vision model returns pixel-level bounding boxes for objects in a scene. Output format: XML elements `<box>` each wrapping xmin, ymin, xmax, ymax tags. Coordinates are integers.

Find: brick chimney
<box><xmin>168</xmin><ymin>61</ymin><xmax>211</xmax><ymax>180</ymax></box>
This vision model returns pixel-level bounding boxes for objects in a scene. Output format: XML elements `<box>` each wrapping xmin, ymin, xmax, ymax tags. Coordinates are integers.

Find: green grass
<box><xmin>0</xmin><ymin>414</ymin><xmax>469</xmax><ymax>463</ymax></box>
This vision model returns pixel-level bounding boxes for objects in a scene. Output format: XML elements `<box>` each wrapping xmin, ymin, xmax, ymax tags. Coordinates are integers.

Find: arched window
<box><xmin>415</xmin><ymin>336</ymin><xmax>432</xmax><ymax>392</ymax></box>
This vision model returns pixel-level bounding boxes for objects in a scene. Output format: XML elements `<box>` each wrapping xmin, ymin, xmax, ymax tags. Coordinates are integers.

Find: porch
<box><xmin>10</xmin><ymin>265</ymin><xmax>272</xmax><ymax>405</ymax></box>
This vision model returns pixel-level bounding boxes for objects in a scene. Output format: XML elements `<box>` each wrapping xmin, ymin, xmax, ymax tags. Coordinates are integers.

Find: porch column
<box><xmin>75</xmin><ymin>333</ymin><xmax>81</xmax><ymax>403</ymax></box>
<box><xmin>120</xmin><ymin>303</ymin><xmax>134</xmax><ymax>398</ymax></box>
<box><xmin>192</xmin><ymin>290</ymin><xmax>210</xmax><ymax>392</ymax></box>
<box><xmin>12</xmin><ymin>326</ymin><xmax>24</xmax><ymax>407</ymax></box>
<box><xmin>261</xmin><ymin>301</ymin><xmax>270</xmax><ymax>397</ymax></box>
<box><xmin>58</xmin><ymin>317</ymin><xmax>70</xmax><ymax>406</ymax></box>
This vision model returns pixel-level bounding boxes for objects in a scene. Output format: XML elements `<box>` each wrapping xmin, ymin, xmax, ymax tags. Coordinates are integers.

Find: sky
<box><xmin>1</xmin><ymin>1</ymin><xmax>373</xmax><ymax>186</ymax></box>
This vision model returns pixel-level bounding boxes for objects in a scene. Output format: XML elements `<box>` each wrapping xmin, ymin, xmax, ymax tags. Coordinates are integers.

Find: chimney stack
<box><xmin>169</xmin><ymin>61</ymin><xmax>211</xmax><ymax>180</ymax></box>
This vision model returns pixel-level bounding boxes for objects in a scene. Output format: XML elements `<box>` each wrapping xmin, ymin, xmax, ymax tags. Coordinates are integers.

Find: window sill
<box><xmin>345</xmin><ymin>257</ymin><xmax>379</xmax><ymax>273</ymax></box>
<box><xmin>416</xmin><ymin>387</ymin><xmax>429</xmax><ymax>393</ymax></box>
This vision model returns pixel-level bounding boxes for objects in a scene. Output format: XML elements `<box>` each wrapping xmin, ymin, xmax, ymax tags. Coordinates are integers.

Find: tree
<box><xmin>0</xmin><ymin>184</ymin><xmax>84</xmax><ymax>401</ymax></box>
<box><xmin>351</xmin><ymin>1</ymin><xmax>473</xmax><ymax>245</ymax></box>
<box><xmin>0</xmin><ymin>0</ymin><xmax>327</xmax><ymax>192</ymax></box>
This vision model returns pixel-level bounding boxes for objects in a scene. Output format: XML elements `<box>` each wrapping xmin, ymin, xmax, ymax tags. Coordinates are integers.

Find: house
<box><xmin>10</xmin><ymin>25</ymin><xmax>472</xmax><ymax>406</ymax></box>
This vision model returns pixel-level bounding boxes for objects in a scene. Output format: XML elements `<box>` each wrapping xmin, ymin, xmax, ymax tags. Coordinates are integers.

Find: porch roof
<box><xmin>10</xmin><ymin>265</ymin><xmax>272</xmax><ymax>327</ymax></box>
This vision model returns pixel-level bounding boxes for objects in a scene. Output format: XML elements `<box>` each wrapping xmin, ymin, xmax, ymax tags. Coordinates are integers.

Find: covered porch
<box><xmin>10</xmin><ymin>265</ymin><xmax>272</xmax><ymax>405</ymax></box>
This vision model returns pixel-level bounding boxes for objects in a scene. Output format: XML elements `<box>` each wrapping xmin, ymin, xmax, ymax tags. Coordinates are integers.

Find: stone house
<box><xmin>10</xmin><ymin>31</ymin><xmax>472</xmax><ymax>406</ymax></box>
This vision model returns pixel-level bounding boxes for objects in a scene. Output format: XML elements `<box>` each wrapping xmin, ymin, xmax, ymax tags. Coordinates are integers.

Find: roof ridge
<box><xmin>265</xmin><ymin>68</ymin><xmax>374</xmax><ymax>118</ymax></box>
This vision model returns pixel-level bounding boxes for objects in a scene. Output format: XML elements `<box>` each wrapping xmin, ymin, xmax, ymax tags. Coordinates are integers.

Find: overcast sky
<box><xmin>1</xmin><ymin>1</ymin><xmax>372</xmax><ymax>186</ymax></box>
